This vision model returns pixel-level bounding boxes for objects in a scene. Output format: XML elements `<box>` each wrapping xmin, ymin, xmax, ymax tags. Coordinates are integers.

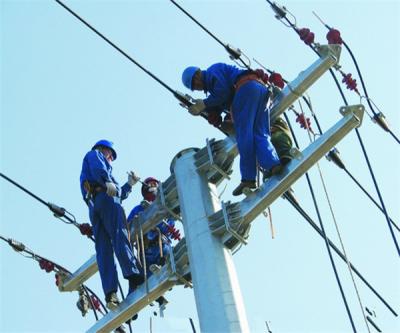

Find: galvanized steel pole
<box><xmin>172</xmin><ymin>148</ymin><xmax>250</xmax><ymax>333</ymax></box>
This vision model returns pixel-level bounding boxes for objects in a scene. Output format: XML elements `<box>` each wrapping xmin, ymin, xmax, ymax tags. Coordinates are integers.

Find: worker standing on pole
<box><xmin>127</xmin><ymin>177</ymin><xmax>180</xmax><ymax>309</ymax></box>
<box><xmin>80</xmin><ymin>139</ymin><xmax>144</xmax><ymax>310</ymax></box>
<box><xmin>181</xmin><ymin>63</ymin><xmax>282</xmax><ymax>196</ymax></box>
<box><xmin>127</xmin><ymin>177</ymin><xmax>179</xmax><ymax>274</ymax></box>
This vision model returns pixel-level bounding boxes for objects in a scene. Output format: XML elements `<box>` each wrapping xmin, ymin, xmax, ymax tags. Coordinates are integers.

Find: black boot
<box><xmin>128</xmin><ymin>274</ymin><xmax>145</xmax><ymax>295</ymax></box>
<box><xmin>105</xmin><ymin>291</ymin><xmax>120</xmax><ymax>310</ymax></box>
<box><xmin>232</xmin><ymin>180</ymin><xmax>256</xmax><ymax>196</ymax></box>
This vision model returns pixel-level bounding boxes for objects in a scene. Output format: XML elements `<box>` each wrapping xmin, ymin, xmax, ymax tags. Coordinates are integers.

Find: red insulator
<box><xmin>296</xmin><ymin>113</ymin><xmax>314</xmax><ymax>133</ymax></box>
<box><xmin>326</xmin><ymin>28</ymin><xmax>343</xmax><ymax>45</ymax></box>
<box><xmin>342</xmin><ymin>73</ymin><xmax>359</xmax><ymax>94</ymax></box>
<box><xmin>269</xmin><ymin>72</ymin><xmax>285</xmax><ymax>89</ymax></box>
<box><xmin>79</xmin><ymin>223</ymin><xmax>93</xmax><ymax>237</ymax></box>
<box><xmin>39</xmin><ymin>259</ymin><xmax>54</xmax><ymax>273</ymax></box>
<box><xmin>90</xmin><ymin>295</ymin><xmax>101</xmax><ymax>311</ymax></box>
<box><xmin>254</xmin><ymin>68</ymin><xmax>269</xmax><ymax>84</ymax></box>
<box><xmin>298</xmin><ymin>28</ymin><xmax>315</xmax><ymax>45</ymax></box>
<box><xmin>166</xmin><ymin>224</ymin><xmax>181</xmax><ymax>241</ymax></box>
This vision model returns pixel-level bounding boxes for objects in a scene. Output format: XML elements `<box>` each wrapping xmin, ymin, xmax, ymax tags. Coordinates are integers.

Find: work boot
<box><xmin>232</xmin><ymin>180</ymin><xmax>256</xmax><ymax>196</ymax></box>
<box><xmin>105</xmin><ymin>291</ymin><xmax>120</xmax><ymax>311</ymax></box>
<box><xmin>263</xmin><ymin>163</ymin><xmax>284</xmax><ymax>182</ymax></box>
<box><xmin>128</xmin><ymin>274</ymin><xmax>145</xmax><ymax>295</ymax></box>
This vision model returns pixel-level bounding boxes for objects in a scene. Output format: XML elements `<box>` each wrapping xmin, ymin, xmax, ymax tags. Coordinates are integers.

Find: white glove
<box><xmin>188</xmin><ymin>99</ymin><xmax>206</xmax><ymax>116</ymax></box>
<box><xmin>105</xmin><ymin>182</ymin><xmax>117</xmax><ymax>197</ymax></box>
<box><xmin>127</xmin><ymin>171</ymin><xmax>139</xmax><ymax>186</ymax></box>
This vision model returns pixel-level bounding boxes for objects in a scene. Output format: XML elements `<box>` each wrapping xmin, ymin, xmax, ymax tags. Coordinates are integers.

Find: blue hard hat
<box><xmin>92</xmin><ymin>139</ymin><xmax>117</xmax><ymax>160</ymax></box>
<box><xmin>182</xmin><ymin>66</ymin><xmax>200</xmax><ymax>90</ymax></box>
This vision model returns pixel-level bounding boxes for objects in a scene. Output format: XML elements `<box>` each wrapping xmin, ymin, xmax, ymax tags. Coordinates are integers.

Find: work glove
<box><xmin>207</xmin><ymin>111</ymin><xmax>222</xmax><ymax>127</ymax></box>
<box><xmin>105</xmin><ymin>182</ymin><xmax>117</xmax><ymax>197</ymax></box>
<box><xmin>127</xmin><ymin>171</ymin><xmax>140</xmax><ymax>186</ymax></box>
<box><xmin>188</xmin><ymin>99</ymin><xmax>206</xmax><ymax>116</ymax></box>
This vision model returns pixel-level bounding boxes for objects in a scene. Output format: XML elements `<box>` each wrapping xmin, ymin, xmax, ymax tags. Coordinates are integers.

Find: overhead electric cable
<box><xmin>312</xmin><ymin>11</ymin><xmax>400</xmax><ymax>145</ymax></box>
<box><xmin>264</xmin><ymin>0</ymin><xmax>400</xmax><ymax>257</ymax></box>
<box><xmin>282</xmin><ymin>193</ymin><xmax>398</xmax><ymax>317</ymax></box>
<box><xmin>300</xmin><ymin>102</ymin><xmax>371</xmax><ymax>332</ymax></box>
<box><xmin>169</xmin><ymin>0</ymin><xmax>250</xmax><ymax>68</ymax></box>
<box><xmin>282</xmin><ymin>122</ymin><xmax>357</xmax><ymax>333</ymax></box>
<box><xmin>0</xmin><ymin>171</ymin><xmax>130</xmax><ymax>325</ymax></box>
<box><xmin>0</xmin><ymin>234</ymin><xmax>106</xmax><ymax>320</ymax></box>
<box><xmin>0</xmin><ymin>172</ymin><xmax>94</xmax><ymax>240</ymax></box>
<box><xmin>283</xmin><ymin>113</ymin><xmax>398</xmax><ymax>317</ymax></box>
<box><xmin>54</xmin><ymin>0</ymin><xmax>229</xmax><ymax>136</ymax></box>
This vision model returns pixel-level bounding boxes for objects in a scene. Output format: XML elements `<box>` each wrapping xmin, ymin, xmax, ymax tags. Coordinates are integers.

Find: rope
<box><xmin>284</xmin><ymin>112</ymin><xmax>357</xmax><ymax>332</ymax></box>
<box><xmin>281</xmin><ymin>194</ymin><xmax>398</xmax><ymax>317</ymax></box>
<box><xmin>316</xmin><ymin>161</ymin><xmax>371</xmax><ymax>332</ymax></box>
<box><xmin>301</xmin><ymin>104</ymin><xmax>371</xmax><ymax>332</ymax></box>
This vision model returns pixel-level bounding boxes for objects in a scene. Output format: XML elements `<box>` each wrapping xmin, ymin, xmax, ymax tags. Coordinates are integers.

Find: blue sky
<box><xmin>1</xmin><ymin>0</ymin><xmax>399</xmax><ymax>332</ymax></box>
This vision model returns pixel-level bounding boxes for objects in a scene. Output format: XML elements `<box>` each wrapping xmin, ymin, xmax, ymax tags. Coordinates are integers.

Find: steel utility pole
<box><xmin>173</xmin><ymin>148</ymin><xmax>250</xmax><ymax>333</ymax></box>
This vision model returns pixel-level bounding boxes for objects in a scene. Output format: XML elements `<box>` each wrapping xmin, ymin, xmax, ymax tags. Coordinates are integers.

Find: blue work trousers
<box><xmin>89</xmin><ymin>192</ymin><xmax>141</xmax><ymax>295</ymax></box>
<box><xmin>232</xmin><ymin>80</ymin><xmax>280</xmax><ymax>181</ymax></box>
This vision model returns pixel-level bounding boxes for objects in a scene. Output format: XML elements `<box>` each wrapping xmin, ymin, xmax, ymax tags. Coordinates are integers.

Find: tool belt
<box><xmin>234</xmin><ymin>73</ymin><xmax>264</xmax><ymax>92</ymax></box>
<box><xmin>83</xmin><ymin>180</ymin><xmax>105</xmax><ymax>202</ymax></box>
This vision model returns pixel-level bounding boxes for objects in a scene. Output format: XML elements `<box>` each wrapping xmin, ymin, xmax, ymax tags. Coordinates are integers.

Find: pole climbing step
<box><xmin>209</xmin><ymin>104</ymin><xmax>365</xmax><ymax>250</ymax></box>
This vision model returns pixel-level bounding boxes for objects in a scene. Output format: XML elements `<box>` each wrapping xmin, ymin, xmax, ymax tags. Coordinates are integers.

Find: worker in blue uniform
<box><xmin>80</xmin><ymin>139</ymin><xmax>144</xmax><ymax>310</ymax></box>
<box><xmin>127</xmin><ymin>177</ymin><xmax>180</xmax><ymax>309</ymax></box>
<box><xmin>127</xmin><ymin>177</ymin><xmax>178</xmax><ymax>274</ymax></box>
<box><xmin>181</xmin><ymin>63</ymin><xmax>282</xmax><ymax>196</ymax></box>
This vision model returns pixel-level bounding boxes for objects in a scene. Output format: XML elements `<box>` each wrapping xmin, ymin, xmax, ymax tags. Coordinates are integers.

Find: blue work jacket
<box><xmin>128</xmin><ymin>203</ymin><xmax>175</xmax><ymax>242</ymax></box>
<box><xmin>202</xmin><ymin>63</ymin><xmax>246</xmax><ymax>111</ymax></box>
<box><xmin>80</xmin><ymin>149</ymin><xmax>131</xmax><ymax>201</ymax></box>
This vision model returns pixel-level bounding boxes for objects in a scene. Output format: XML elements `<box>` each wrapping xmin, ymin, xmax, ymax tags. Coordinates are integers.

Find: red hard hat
<box><xmin>141</xmin><ymin>177</ymin><xmax>159</xmax><ymax>201</ymax></box>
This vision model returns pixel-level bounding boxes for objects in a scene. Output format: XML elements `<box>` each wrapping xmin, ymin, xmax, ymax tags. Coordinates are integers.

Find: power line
<box><xmin>264</xmin><ymin>0</ymin><xmax>400</xmax><ymax>257</ymax></box>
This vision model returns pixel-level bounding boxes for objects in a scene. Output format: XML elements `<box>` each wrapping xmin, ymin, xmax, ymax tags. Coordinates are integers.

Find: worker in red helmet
<box><xmin>128</xmin><ymin>177</ymin><xmax>179</xmax><ymax>270</ymax></box>
<box><xmin>127</xmin><ymin>177</ymin><xmax>181</xmax><ymax>310</ymax></box>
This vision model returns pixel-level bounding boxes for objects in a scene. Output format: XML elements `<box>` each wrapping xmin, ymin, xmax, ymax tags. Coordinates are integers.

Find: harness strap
<box><xmin>234</xmin><ymin>73</ymin><xmax>264</xmax><ymax>92</ymax></box>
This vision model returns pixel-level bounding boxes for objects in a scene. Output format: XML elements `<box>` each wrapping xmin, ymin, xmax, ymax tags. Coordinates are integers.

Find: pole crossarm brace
<box><xmin>59</xmin><ymin>255</ymin><xmax>97</xmax><ymax>292</ymax></box>
<box><xmin>270</xmin><ymin>44</ymin><xmax>341</xmax><ymax>120</ymax></box>
<box><xmin>209</xmin><ymin>105</ymin><xmax>364</xmax><ymax>249</ymax></box>
<box><xmin>86</xmin><ymin>240</ymin><xmax>191</xmax><ymax>333</ymax></box>
<box><xmin>194</xmin><ymin>137</ymin><xmax>237</xmax><ymax>185</ymax></box>
<box><xmin>59</xmin><ymin>236</ymin><xmax>190</xmax><ymax>293</ymax></box>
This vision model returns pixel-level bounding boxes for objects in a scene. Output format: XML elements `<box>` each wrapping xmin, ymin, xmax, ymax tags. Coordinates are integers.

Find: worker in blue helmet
<box><xmin>181</xmin><ymin>63</ymin><xmax>282</xmax><ymax>196</ymax></box>
<box><xmin>80</xmin><ymin>139</ymin><xmax>144</xmax><ymax>311</ymax></box>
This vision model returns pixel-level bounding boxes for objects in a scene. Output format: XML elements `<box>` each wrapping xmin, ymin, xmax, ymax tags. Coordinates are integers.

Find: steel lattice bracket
<box><xmin>194</xmin><ymin>138</ymin><xmax>236</xmax><ymax>184</ymax></box>
<box><xmin>208</xmin><ymin>201</ymin><xmax>251</xmax><ymax>250</ymax></box>
<box><xmin>209</xmin><ymin>105</ymin><xmax>364</xmax><ymax>251</ymax></box>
